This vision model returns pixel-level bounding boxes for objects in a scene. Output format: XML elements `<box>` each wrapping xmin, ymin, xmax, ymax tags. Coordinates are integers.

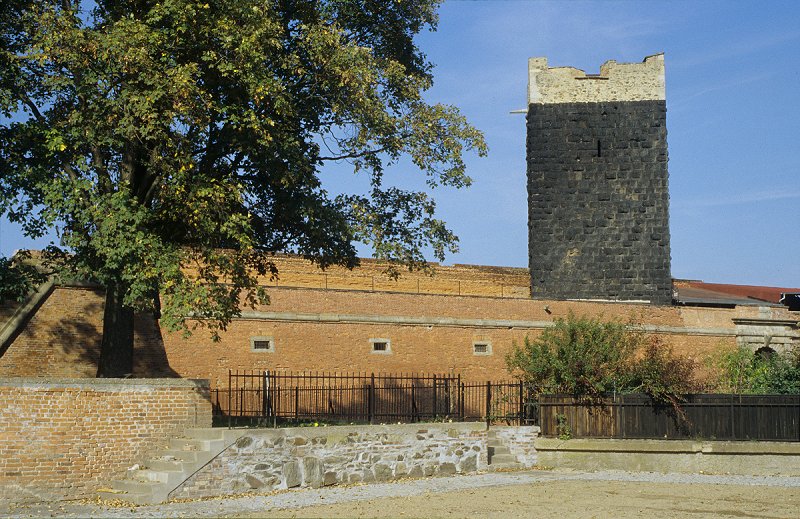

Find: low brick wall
<box><xmin>173</xmin><ymin>423</ymin><xmax>538</xmax><ymax>499</ymax></box>
<box><xmin>0</xmin><ymin>378</ymin><xmax>212</xmax><ymax>503</ymax></box>
<box><xmin>535</xmin><ymin>438</ymin><xmax>800</xmax><ymax>476</ymax></box>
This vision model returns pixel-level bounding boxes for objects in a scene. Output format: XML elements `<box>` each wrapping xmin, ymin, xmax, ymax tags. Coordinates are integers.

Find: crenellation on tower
<box><xmin>528</xmin><ymin>53</ymin><xmax>665</xmax><ymax>104</ymax></box>
<box><xmin>526</xmin><ymin>54</ymin><xmax>672</xmax><ymax>305</ymax></box>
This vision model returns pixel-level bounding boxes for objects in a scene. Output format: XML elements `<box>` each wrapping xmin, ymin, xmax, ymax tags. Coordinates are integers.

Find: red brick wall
<box><xmin>0</xmin><ymin>287</ymin><xmax>177</xmax><ymax>378</ymax></box>
<box><xmin>0</xmin><ymin>378</ymin><xmax>211</xmax><ymax>502</ymax></box>
<box><xmin>163</xmin><ymin>287</ymin><xmax>750</xmax><ymax>388</ymax></box>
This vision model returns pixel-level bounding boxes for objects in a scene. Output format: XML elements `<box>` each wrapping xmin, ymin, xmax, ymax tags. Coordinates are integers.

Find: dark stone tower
<box><xmin>527</xmin><ymin>54</ymin><xmax>672</xmax><ymax>304</ymax></box>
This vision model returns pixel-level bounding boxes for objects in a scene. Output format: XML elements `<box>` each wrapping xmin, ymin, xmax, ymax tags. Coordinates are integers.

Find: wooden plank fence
<box><xmin>539</xmin><ymin>394</ymin><xmax>800</xmax><ymax>442</ymax></box>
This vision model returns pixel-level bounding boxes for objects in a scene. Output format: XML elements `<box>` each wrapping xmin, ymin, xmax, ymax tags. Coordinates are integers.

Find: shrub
<box><xmin>506</xmin><ymin>313</ymin><xmax>698</xmax><ymax>410</ymax></box>
<box><xmin>625</xmin><ymin>336</ymin><xmax>698</xmax><ymax>411</ymax></box>
<box><xmin>709</xmin><ymin>346</ymin><xmax>800</xmax><ymax>395</ymax></box>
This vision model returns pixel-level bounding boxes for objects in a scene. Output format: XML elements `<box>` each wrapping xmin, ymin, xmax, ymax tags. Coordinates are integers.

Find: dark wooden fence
<box><xmin>539</xmin><ymin>393</ymin><xmax>800</xmax><ymax>442</ymax></box>
<box><xmin>211</xmin><ymin>370</ymin><xmax>537</xmax><ymax>426</ymax></box>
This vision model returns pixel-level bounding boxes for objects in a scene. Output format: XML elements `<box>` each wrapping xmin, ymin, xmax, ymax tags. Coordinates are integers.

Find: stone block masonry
<box><xmin>171</xmin><ymin>423</ymin><xmax>538</xmax><ymax>500</ymax></box>
<box><xmin>527</xmin><ymin>55</ymin><xmax>671</xmax><ymax>304</ymax></box>
<box><xmin>0</xmin><ymin>378</ymin><xmax>211</xmax><ymax>503</ymax></box>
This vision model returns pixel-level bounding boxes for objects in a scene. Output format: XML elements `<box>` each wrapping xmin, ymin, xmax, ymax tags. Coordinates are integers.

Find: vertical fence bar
<box><xmin>485</xmin><ymin>381</ymin><xmax>491</xmax><ymax>428</ymax></box>
<box><xmin>294</xmin><ymin>386</ymin><xmax>299</xmax><ymax>422</ymax></box>
<box><xmin>227</xmin><ymin>369</ymin><xmax>232</xmax><ymax>429</ymax></box>
<box><xmin>261</xmin><ymin>370</ymin><xmax>268</xmax><ymax>422</ymax></box>
<box><xmin>457</xmin><ymin>374</ymin><xmax>462</xmax><ymax>421</ymax></box>
<box><xmin>368</xmin><ymin>373</ymin><xmax>375</xmax><ymax>424</ymax></box>
<box><xmin>432</xmin><ymin>374</ymin><xmax>438</xmax><ymax>420</ymax></box>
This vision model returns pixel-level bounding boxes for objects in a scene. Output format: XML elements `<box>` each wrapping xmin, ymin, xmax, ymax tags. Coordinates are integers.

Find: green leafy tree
<box><xmin>0</xmin><ymin>252</ymin><xmax>46</xmax><ymax>302</ymax></box>
<box><xmin>0</xmin><ymin>0</ymin><xmax>486</xmax><ymax>376</ymax></box>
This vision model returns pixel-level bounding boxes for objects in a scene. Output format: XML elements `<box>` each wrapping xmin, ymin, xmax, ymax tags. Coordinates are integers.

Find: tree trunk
<box><xmin>96</xmin><ymin>280</ymin><xmax>135</xmax><ymax>377</ymax></box>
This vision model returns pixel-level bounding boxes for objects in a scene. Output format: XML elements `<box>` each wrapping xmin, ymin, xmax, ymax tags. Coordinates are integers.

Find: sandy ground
<box><xmin>257</xmin><ymin>478</ymin><xmax>800</xmax><ymax>519</ymax></box>
<box><xmin>4</xmin><ymin>470</ymin><xmax>800</xmax><ymax>518</ymax></box>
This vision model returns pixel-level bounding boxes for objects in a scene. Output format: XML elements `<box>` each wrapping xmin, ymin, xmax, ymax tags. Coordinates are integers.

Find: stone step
<box><xmin>168</xmin><ymin>437</ymin><xmax>224</xmax><ymax>452</ymax></box>
<box><xmin>100</xmin><ymin>428</ymin><xmax>245</xmax><ymax>505</ymax></box>
<box><xmin>148</xmin><ymin>458</ymin><xmax>188</xmax><ymax>472</ymax></box>
<box><xmin>158</xmin><ymin>449</ymin><xmax>199</xmax><ymax>463</ymax></box>
<box><xmin>488</xmin><ymin>453</ymin><xmax>518</xmax><ymax>465</ymax></box>
<box><xmin>97</xmin><ymin>489</ymin><xmax>151</xmax><ymax>506</ymax></box>
<box><xmin>130</xmin><ymin>468</ymin><xmax>186</xmax><ymax>486</ymax></box>
<box><xmin>112</xmin><ymin>479</ymin><xmax>160</xmax><ymax>495</ymax></box>
<box><xmin>489</xmin><ymin>461</ymin><xmax>524</xmax><ymax>471</ymax></box>
<box><xmin>488</xmin><ymin>445</ymin><xmax>510</xmax><ymax>456</ymax></box>
<box><xmin>183</xmin><ymin>427</ymin><xmax>225</xmax><ymax>440</ymax></box>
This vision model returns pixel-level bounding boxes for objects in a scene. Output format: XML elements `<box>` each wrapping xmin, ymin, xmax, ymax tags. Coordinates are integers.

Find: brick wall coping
<box><xmin>234</xmin><ymin>310</ymin><xmax>737</xmax><ymax>337</ymax></box>
<box><xmin>0</xmin><ymin>377</ymin><xmax>210</xmax><ymax>390</ymax></box>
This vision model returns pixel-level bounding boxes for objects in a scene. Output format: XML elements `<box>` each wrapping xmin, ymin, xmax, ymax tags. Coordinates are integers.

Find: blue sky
<box><xmin>409</xmin><ymin>0</ymin><xmax>800</xmax><ymax>287</ymax></box>
<box><xmin>1</xmin><ymin>0</ymin><xmax>798</xmax><ymax>287</ymax></box>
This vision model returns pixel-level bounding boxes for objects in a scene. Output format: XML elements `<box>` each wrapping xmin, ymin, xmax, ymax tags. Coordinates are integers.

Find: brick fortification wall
<box><xmin>0</xmin><ymin>378</ymin><xmax>211</xmax><ymax>502</ymax></box>
<box><xmin>0</xmin><ymin>286</ymin><xmax>179</xmax><ymax>378</ymax></box>
<box><xmin>527</xmin><ymin>55</ymin><xmax>672</xmax><ymax>304</ymax></box>
<box><xmin>3</xmin><ymin>258</ymin><xmax>794</xmax><ymax>388</ymax></box>
<box><xmin>5</xmin><ymin>273</ymin><xmax>795</xmax><ymax>388</ymax></box>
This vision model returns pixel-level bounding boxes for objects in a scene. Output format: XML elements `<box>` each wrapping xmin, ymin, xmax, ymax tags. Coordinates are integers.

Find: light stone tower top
<box><xmin>527</xmin><ymin>53</ymin><xmax>665</xmax><ymax>104</ymax></box>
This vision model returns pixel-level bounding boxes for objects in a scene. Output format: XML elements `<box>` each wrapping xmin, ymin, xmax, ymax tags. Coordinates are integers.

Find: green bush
<box><xmin>709</xmin><ymin>346</ymin><xmax>800</xmax><ymax>395</ymax></box>
<box><xmin>506</xmin><ymin>313</ymin><xmax>697</xmax><ymax>409</ymax></box>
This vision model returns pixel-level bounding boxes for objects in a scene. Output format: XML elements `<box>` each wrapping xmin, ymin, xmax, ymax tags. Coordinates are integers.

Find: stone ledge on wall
<box><xmin>534</xmin><ymin>438</ymin><xmax>800</xmax><ymax>476</ymax></box>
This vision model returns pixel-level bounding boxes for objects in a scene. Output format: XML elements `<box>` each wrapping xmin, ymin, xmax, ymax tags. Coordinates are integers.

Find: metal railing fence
<box><xmin>211</xmin><ymin>370</ymin><xmax>537</xmax><ymax>427</ymax></box>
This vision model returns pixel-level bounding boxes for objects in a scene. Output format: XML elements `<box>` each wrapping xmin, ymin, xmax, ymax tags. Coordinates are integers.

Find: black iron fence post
<box><xmin>227</xmin><ymin>369</ymin><xmax>232</xmax><ymax>429</ymax></box>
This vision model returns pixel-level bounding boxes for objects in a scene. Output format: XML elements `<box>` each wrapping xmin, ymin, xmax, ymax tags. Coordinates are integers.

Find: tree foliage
<box><xmin>506</xmin><ymin>313</ymin><xmax>698</xmax><ymax>408</ymax></box>
<box><xmin>0</xmin><ymin>252</ymin><xmax>46</xmax><ymax>302</ymax></box>
<box><xmin>0</xmin><ymin>0</ymin><xmax>486</xmax><ymax>375</ymax></box>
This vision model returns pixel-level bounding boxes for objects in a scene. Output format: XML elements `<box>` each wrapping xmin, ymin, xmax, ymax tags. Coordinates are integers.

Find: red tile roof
<box><xmin>674</xmin><ymin>280</ymin><xmax>800</xmax><ymax>304</ymax></box>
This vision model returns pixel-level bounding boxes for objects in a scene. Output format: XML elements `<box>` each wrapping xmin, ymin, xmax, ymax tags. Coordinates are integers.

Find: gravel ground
<box><xmin>3</xmin><ymin>469</ymin><xmax>800</xmax><ymax>518</ymax></box>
